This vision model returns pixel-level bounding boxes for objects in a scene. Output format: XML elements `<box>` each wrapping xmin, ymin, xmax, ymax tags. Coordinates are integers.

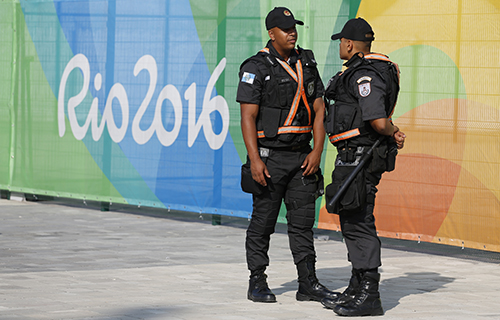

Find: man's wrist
<box><xmin>246</xmin><ymin>149</ymin><xmax>261</xmax><ymax>161</ymax></box>
<box><xmin>392</xmin><ymin>125</ymin><xmax>399</xmax><ymax>136</ymax></box>
<box><xmin>310</xmin><ymin>146</ymin><xmax>323</xmax><ymax>156</ymax></box>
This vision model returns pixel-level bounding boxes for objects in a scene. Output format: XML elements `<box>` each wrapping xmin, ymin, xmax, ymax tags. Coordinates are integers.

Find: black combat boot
<box><xmin>321</xmin><ymin>269</ymin><xmax>361</xmax><ymax>309</ymax></box>
<box><xmin>333</xmin><ymin>271</ymin><xmax>384</xmax><ymax>316</ymax></box>
<box><xmin>247</xmin><ymin>269</ymin><xmax>276</xmax><ymax>303</ymax></box>
<box><xmin>296</xmin><ymin>255</ymin><xmax>340</xmax><ymax>302</ymax></box>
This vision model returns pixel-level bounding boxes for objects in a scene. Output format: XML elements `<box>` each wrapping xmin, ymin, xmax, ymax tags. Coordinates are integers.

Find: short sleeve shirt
<box><xmin>348</xmin><ymin>68</ymin><xmax>387</xmax><ymax>121</ymax></box>
<box><xmin>236</xmin><ymin>59</ymin><xmax>266</xmax><ymax>105</ymax></box>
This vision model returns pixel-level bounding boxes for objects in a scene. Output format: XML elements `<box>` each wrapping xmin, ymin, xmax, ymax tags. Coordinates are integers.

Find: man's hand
<box><xmin>301</xmin><ymin>149</ymin><xmax>321</xmax><ymax>176</ymax></box>
<box><xmin>392</xmin><ymin>125</ymin><xmax>406</xmax><ymax>149</ymax></box>
<box><xmin>251</xmin><ymin>157</ymin><xmax>271</xmax><ymax>186</ymax></box>
<box><xmin>370</xmin><ymin>119</ymin><xmax>406</xmax><ymax>149</ymax></box>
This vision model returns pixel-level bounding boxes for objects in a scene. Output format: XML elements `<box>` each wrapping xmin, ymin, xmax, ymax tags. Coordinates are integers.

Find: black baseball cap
<box><xmin>265</xmin><ymin>7</ymin><xmax>304</xmax><ymax>30</ymax></box>
<box><xmin>331</xmin><ymin>17</ymin><xmax>375</xmax><ymax>41</ymax></box>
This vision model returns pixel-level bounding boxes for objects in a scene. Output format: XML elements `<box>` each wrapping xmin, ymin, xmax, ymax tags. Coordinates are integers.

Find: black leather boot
<box><xmin>321</xmin><ymin>269</ymin><xmax>361</xmax><ymax>309</ymax></box>
<box><xmin>333</xmin><ymin>271</ymin><xmax>384</xmax><ymax>316</ymax></box>
<box><xmin>296</xmin><ymin>256</ymin><xmax>340</xmax><ymax>302</ymax></box>
<box><xmin>247</xmin><ymin>269</ymin><xmax>276</xmax><ymax>303</ymax></box>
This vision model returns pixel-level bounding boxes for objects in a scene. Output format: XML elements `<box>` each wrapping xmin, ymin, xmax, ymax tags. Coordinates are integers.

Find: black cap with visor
<box><xmin>265</xmin><ymin>7</ymin><xmax>304</xmax><ymax>30</ymax></box>
<box><xmin>331</xmin><ymin>17</ymin><xmax>374</xmax><ymax>41</ymax></box>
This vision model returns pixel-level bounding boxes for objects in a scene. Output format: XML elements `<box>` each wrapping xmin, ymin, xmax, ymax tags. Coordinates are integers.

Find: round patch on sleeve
<box><xmin>358</xmin><ymin>83</ymin><xmax>371</xmax><ymax>97</ymax></box>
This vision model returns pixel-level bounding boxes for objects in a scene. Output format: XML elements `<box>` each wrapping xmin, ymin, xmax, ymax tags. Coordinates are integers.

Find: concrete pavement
<box><xmin>0</xmin><ymin>198</ymin><xmax>499</xmax><ymax>319</ymax></box>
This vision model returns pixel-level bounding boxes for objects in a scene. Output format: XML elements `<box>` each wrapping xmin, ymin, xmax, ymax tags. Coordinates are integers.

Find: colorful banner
<box><xmin>0</xmin><ymin>0</ymin><xmax>499</xmax><ymax>252</ymax></box>
<box><xmin>318</xmin><ymin>0</ymin><xmax>500</xmax><ymax>253</ymax></box>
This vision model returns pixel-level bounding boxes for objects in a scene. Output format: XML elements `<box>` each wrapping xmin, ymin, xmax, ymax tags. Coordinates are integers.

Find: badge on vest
<box><xmin>241</xmin><ymin>72</ymin><xmax>255</xmax><ymax>84</ymax></box>
<box><xmin>307</xmin><ymin>81</ymin><xmax>315</xmax><ymax>97</ymax></box>
<box><xmin>358</xmin><ymin>83</ymin><xmax>371</xmax><ymax>97</ymax></box>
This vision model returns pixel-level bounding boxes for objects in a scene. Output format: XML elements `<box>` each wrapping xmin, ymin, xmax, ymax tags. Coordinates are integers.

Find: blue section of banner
<box><xmin>20</xmin><ymin>0</ymin><xmax>252</xmax><ymax>217</ymax></box>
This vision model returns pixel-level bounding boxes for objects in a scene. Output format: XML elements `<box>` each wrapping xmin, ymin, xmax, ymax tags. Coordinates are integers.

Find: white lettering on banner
<box><xmin>185</xmin><ymin>57</ymin><xmax>229</xmax><ymax>150</ymax></box>
<box><xmin>58</xmin><ymin>54</ymin><xmax>229</xmax><ymax>150</ymax></box>
<box><xmin>132</xmin><ymin>55</ymin><xmax>183</xmax><ymax>147</ymax></box>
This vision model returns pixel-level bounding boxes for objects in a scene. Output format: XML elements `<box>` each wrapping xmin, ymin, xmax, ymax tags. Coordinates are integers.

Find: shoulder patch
<box><xmin>357</xmin><ymin>76</ymin><xmax>372</xmax><ymax>83</ymax></box>
<box><xmin>241</xmin><ymin>72</ymin><xmax>256</xmax><ymax>84</ymax></box>
<box><xmin>358</xmin><ymin>83</ymin><xmax>371</xmax><ymax>97</ymax></box>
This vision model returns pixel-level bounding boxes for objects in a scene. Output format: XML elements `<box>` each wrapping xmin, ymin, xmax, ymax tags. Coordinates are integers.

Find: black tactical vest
<box><xmin>241</xmin><ymin>46</ymin><xmax>320</xmax><ymax>148</ymax></box>
<box><xmin>324</xmin><ymin>53</ymin><xmax>400</xmax><ymax>147</ymax></box>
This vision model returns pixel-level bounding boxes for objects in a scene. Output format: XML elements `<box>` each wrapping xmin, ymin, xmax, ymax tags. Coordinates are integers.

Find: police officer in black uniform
<box><xmin>236</xmin><ymin>7</ymin><xmax>338</xmax><ymax>304</ymax></box>
<box><xmin>320</xmin><ymin>18</ymin><xmax>406</xmax><ymax>316</ymax></box>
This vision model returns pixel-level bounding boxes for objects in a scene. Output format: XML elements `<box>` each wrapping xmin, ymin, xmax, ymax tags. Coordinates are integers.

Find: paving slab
<box><xmin>0</xmin><ymin>199</ymin><xmax>499</xmax><ymax>319</ymax></box>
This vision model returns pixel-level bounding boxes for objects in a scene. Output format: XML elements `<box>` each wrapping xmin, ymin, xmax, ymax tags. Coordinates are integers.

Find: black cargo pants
<box><xmin>339</xmin><ymin>170</ymin><xmax>382</xmax><ymax>271</ymax></box>
<box><xmin>246</xmin><ymin>146</ymin><xmax>320</xmax><ymax>272</ymax></box>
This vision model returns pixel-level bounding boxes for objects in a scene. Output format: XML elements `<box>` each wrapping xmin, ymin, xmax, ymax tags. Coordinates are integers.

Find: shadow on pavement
<box><xmin>271</xmin><ymin>268</ymin><xmax>455</xmax><ymax>314</ymax></box>
<box><xmin>381</xmin><ymin>272</ymin><xmax>455</xmax><ymax>311</ymax></box>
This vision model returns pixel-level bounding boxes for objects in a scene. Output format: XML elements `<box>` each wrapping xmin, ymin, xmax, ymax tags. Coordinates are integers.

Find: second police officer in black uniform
<box><xmin>236</xmin><ymin>7</ymin><xmax>338</xmax><ymax>304</ymax></box>
<box><xmin>321</xmin><ymin>18</ymin><xmax>406</xmax><ymax>316</ymax></box>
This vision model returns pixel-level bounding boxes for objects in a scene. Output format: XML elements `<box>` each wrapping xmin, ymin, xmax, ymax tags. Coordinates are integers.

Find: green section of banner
<box><xmin>11</xmin><ymin>0</ymin><xmax>166</xmax><ymax>207</ymax></box>
<box><xmin>0</xmin><ymin>2</ymin><xmax>14</xmax><ymax>190</ymax></box>
<box><xmin>0</xmin><ymin>2</ymin><xmax>127</xmax><ymax>203</ymax></box>
<box><xmin>390</xmin><ymin>45</ymin><xmax>467</xmax><ymax>119</ymax></box>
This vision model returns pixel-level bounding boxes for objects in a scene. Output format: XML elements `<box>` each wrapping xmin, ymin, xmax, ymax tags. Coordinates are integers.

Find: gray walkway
<box><xmin>0</xmin><ymin>198</ymin><xmax>499</xmax><ymax>320</ymax></box>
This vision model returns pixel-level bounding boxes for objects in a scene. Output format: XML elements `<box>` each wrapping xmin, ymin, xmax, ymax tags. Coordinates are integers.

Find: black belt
<box><xmin>271</xmin><ymin>143</ymin><xmax>310</xmax><ymax>152</ymax></box>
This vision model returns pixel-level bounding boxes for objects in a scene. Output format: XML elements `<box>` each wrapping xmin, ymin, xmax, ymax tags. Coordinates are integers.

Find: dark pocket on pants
<box><xmin>325</xmin><ymin>166</ymin><xmax>366</xmax><ymax>213</ymax></box>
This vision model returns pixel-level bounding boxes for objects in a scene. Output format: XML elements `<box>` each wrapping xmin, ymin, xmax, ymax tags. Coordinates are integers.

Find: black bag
<box><xmin>241</xmin><ymin>152</ymin><xmax>275</xmax><ymax>195</ymax></box>
<box><xmin>366</xmin><ymin>141</ymin><xmax>398</xmax><ymax>174</ymax></box>
<box><xmin>367</xmin><ymin>144</ymin><xmax>387</xmax><ymax>174</ymax></box>
<box><xmin>325</xmin><ymin>165</ymin><xmax>366</xmax><ymax>213</ymax></box>
<box><xmin>240</xmin><ymin>161</ymin><xmax>265</xmax><ymax>195</ymax></box>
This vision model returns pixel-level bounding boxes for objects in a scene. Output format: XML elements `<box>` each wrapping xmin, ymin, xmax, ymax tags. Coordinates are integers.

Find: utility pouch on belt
<box><xmin>386</xmin><ymin>142</ymin><xmax>398</xmax><ymax>172</ymax></box>
<box><xmin>366</xmin><ymin>141</ymin><xmax>398</xmax><ymax>173</ymax></box>
<box><xmin>240</xmin><ymin>151</ymin><xmax>270</xmax><ymax>195</ymax></box>
<box><xmin>367</xmin><ymin>143</ymin><xmax>387</xmax><ymax>174</ymax></box>
<box><xmin>325</xmin><ymin>164</ymin><xmax>366</xmax><ymax>213</ymax></box>
<box><xmin>339</xmin><ymin>146</ymin><xmax>360</xmax><ymax>163</ymax></box>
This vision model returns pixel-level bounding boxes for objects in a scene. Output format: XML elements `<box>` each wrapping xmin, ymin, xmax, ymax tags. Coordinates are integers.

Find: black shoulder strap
<box><xmin>297</xmin><ymin>47</ymin><xmax>317</xmax><ymax>67</ymax></box>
